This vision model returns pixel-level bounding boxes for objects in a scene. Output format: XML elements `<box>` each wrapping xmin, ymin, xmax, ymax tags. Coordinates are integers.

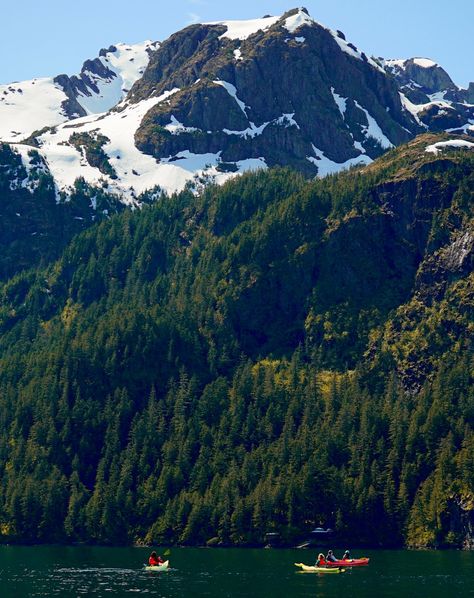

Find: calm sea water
<box><xmin>0</xmin><ymin>546</ymin><xmax>473</xmax><ymax>597</ymax></box>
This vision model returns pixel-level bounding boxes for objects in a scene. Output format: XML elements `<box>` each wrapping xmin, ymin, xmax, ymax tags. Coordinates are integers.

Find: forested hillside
<box><xmin>0</xmin><ymin>133</ymin><xmax>472</xmax><ymax>548</ymax></box>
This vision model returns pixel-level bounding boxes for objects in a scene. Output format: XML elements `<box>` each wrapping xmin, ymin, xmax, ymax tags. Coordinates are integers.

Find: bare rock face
<box><xmin>468</xmin><ymin>83</ymin><xmax>474</xmax><ymax>104</ymax></box>
<box><xmin>133</xmin><ymin>10</ymin><xmax>418</xmax><ymax>177</ymax></box>
<box><xmin>446</xmin><ymin>496</ymin><xmax>474</xmax><ymax>550</ymax></box>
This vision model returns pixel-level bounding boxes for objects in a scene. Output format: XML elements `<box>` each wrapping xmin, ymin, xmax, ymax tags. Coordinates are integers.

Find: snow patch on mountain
<box><xmin>413</xmin><ymin>58</ymin><xmax>438</xmax><ymax>69</ymax></box>
<box><xmin>164</xmin><ymin>116</ymin><xmax>199</xmax><ymax>135</ymax></box>
<box><xmin>308</xmin><ymin>144</ymin><xmax>372</xmax><ymax>177</ymax></box>
<box><xmin>399</xmin><ymin>92</ymin><xmax>454</xmax><ymax>125</ymax></box>
<box><xmin>77</xmin><ymin>41</ymin><xmax>158</xmax><ymax>114</ymax></box>
<box><xmin>208</xmin><ymin>15</ymin><xmax>280</xmax><ymax>40</ymax></box>
<box><xmin>330</xmin><ymin>31</ymin><xmax>385</xmax><ymax>73</ymax></box>
<box><xmin>223</xmin><ymin>121</ymin><xmax>269</xmax><ymax>138</ymax></box>
<box><xmin>275</xmin><ymin>113</ymin><xmax>300</xmax><ymax>129</ymax></box>
<box><xmin>425</xmin><ymin>139</ymin><xmax>474</xmax><ymax>154</ymax></box>
<box><xmin>0</xmin><ymin>78</ymin><xmax>69</xmax><ymax>142</ymax></box>
<box><xmin>331</xmin><ymin>88</ymin><xmax>347</xmax><ymax>118</ymax></box>
<box><xmin>284</xmin><ymin>10</ymin><xmax>315</xmax><ymax>33</ymax></box>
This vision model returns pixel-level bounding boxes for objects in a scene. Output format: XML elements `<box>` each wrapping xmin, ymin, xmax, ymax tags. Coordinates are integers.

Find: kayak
<box><xmin>294</xmin><ymin>563</ymin><xmax>345</xmax><ymax>574</ymax></box>
<box><xmin>326</xmin><ymin>558</ymin><xmax>369</xmax><ymax>567</ymax></box>
<box><xmin>144</xmin><ymin>560</ymin><xmax>170</xmax><ymax>571</ymax></box>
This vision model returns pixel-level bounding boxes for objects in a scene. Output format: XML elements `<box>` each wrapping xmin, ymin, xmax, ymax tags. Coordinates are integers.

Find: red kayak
<box><xmin>325</xmin><ymin>558</ymin><xmax>369</xmax><ymax>567</ymax></box>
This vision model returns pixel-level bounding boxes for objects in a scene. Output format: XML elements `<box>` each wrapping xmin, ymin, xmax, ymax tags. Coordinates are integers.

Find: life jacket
<box><xmin>149</xmin><ymin>556</ymin><xmax>161</xmax><ymax>566</ymax></box>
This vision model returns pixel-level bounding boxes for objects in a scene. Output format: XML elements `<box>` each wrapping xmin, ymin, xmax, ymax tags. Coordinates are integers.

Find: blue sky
<box><xmin>1</xmin><ymin>0</ymin><xmax>472</xmax><ymax>86</ymax></box>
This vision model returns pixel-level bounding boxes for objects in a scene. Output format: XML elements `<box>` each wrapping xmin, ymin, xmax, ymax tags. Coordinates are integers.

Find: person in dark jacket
<box><xmin>326</xmin><ymin>549</ymin><xmax>337</xmax><ymax>562</ymax></box>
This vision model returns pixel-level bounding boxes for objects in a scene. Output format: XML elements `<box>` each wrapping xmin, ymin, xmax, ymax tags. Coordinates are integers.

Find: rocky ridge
<box><xmin>0</xmin><ymin>41</ymin><xmax>159</xmax><ymax>142</ymax></box>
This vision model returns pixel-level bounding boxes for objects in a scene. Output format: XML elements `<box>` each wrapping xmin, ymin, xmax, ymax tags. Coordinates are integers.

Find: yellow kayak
<box><xmin>144</xmin><ymin>560</ymin><xmax>170</xmax><ymax>571</ymax></box>
<box><xmin>295</xmin><ymin>562</ymin><xmax>345</xmax><ymax>574</ymax></box>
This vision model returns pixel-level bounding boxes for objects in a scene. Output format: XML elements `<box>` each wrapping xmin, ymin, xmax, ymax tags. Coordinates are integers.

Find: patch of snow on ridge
<box><xmin>223</xmin><ymin>122</ymin><xmax>269</xmax><ymax>139</ymax></box>
<box><xmin>308</xmin><ymin>144</ymin><xmax>372</xmax><ymax>177</ymax></box>
<box><xmin>275</xmin><ymin>113</ymin><xmax>300</xmax><ymax>129</ymax></box>
<box><xmin>425</xmin><ymin>140</ymin><xmax>474</xmax><ymax>154</ymax></box>
<box><xmin>413</xmin><ymin>58</ymin><xmax>438</xmax><ymax>68</ymax></box>
<box><xmin>161</xmin><ymin>150</ymin><xmax>222</xmax><ymax>170</ymax></box>
<box><xmin>78</xmin><ymin>41</ymin><xmax>158</xmax><ymax>115</ymax></box>
<box><xmin>213</xmin><ymin>80</ymin><xmax>248</xmax><ymax>116</ymax></box>
<box><xmin>330</xmin><ymin>31</ymin><xmax>385</xmax><ymax>73</ymax></box>
<box><xmin>384</xmin><ymin>58</ymin><xmax>407</xmax><ymax>69</ymax></box>
<box><xmin>105</xmin><ymin>41</ymin><xmax>157</xmax><ymax>94</ymax></box>
<box><xmin>164</xmin><ymin>116</ymin><xmax>198</xmax><ymax>134</ymax></box>
<box><xmin>399</xmin><ymin>92</ymin><xmax>455</xmax><ymax>128</ymax></box>
<box><xmin>223</xmin><ymin>112</ymin><xmax>300</xmax><ymax>138</ymax></box>
<box><xmin>0</xmin><ymin>78</ymin><xmax>68</xmax><ymax>142</ymax></box>
<box><xmin>284</xmin><ymin>10</ymin><xmax>314</xmax><ymax>33</ymax></box>
<box><xmin>207</xmin><ymin>15</ymin><xmax>280</xmax><ymax>40</ymax></box>
<box><xmin>235</xmin><ymin>157</ymin><xmax>267</xmax><ymax>172</ymax></box>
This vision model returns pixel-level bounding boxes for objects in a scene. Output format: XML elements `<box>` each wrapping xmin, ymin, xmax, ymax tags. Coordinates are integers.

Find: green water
<box><xmin>0</xmin><ymin>546</ymin><xmax>473</xmax><ymax>597</ymax></box>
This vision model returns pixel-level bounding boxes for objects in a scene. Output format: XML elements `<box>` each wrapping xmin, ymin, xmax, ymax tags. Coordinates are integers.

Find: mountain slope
<box><xmin>0</xmin><ymin>41</ymin><xmax>159</xmax><ymax>142</ymax></box>
<box><xmin>0</xmin><ymin>135</ymin><xmax>472</xmax><ymax>547</ymax></box>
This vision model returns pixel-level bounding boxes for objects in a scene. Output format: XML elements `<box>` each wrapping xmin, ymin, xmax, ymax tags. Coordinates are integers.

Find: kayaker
<box><xmin>326</xmin><ymin>549</ymin><xmax>337</xmax><ymax>562</ymax></box>
<box><xmin>316</xmin><ymin>552</ymin><xmax>326</xmax><ymax>566</ymax></box>
<box><xmin>342</xmin><ymin>550</ymin><xmax>351</xmax><ymax>560</ymax></box>
<box><xmin>148</xmin><ymin>551</ymin><xmax>164</xmax><ymax>566</ymax></box>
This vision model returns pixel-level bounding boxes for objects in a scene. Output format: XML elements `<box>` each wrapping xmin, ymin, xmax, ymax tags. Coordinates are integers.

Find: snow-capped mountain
<box><xmin>2</xmin><ymin>7</ymin><xmax>473</xmax><ymax>203</ymax></box>
<box><xmin>0</xmin><ymin>41</ymin><xmax>159</xmax><ymax>142</ymax></box>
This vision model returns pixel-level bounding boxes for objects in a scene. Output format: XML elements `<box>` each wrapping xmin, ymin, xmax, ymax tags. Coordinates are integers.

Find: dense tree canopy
<box><xmin>0</xmin><ymin>135</ymin><xmax>472</xmax><ymax>547</ymax></box>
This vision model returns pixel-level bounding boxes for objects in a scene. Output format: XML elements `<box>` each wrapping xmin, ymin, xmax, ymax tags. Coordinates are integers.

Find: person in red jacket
<box><xmin>148</xmin><ymin>551</ymin><xmax>164</xmax><ymax>566</ymax></box>
<box><xmin>315</xmin><ymin>553</ymin><xmax>326</xmax><ymax>567</ymax></box>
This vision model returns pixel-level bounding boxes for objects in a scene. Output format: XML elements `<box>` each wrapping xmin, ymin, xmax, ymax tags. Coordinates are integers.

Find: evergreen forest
<box><xmin>0</xmin><ymin>134</ymin><xmax>473</xmax><ymax>548</ymax></box>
